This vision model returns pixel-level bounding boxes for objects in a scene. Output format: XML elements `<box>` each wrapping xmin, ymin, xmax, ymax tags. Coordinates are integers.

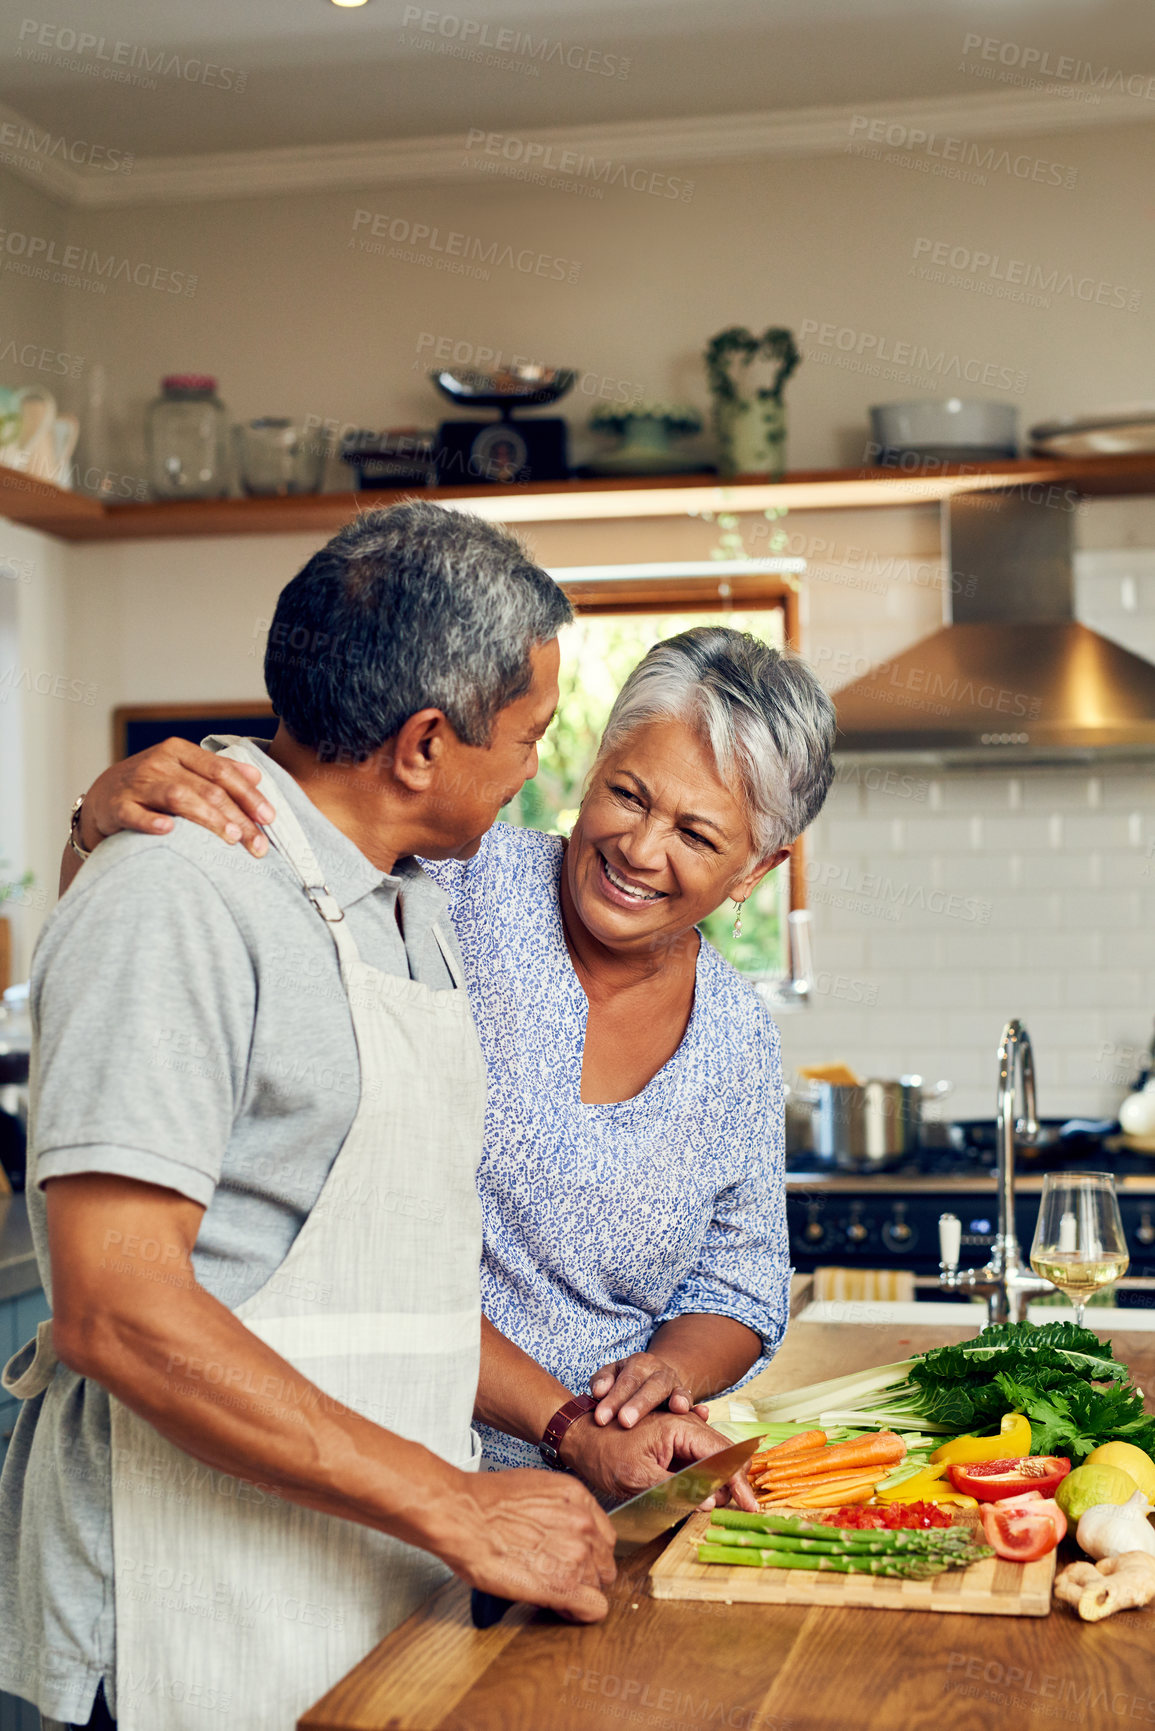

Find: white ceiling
<box><xmin>3</xmin><ymin>0</ymin><xmax>1152</xmax><ymax>158</ymax></box>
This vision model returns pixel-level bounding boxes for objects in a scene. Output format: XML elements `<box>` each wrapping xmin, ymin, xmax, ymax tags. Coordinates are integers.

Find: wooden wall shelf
<box><xmin>6</xmin><ymin>454</ymin><xmax>1155</xmax><ymax>543</ymax></box>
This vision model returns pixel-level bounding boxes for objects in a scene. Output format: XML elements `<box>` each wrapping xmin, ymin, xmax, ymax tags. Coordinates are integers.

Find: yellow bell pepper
<box><xmin>930</xmin><ymin>1412</ymin><xmax>1032</xmax><ymax>1467</ymax></box>
<box><xmin>875</xmin><ymin>1464</ymin><xmax>977</xmax><ymax>1508</ymax></box>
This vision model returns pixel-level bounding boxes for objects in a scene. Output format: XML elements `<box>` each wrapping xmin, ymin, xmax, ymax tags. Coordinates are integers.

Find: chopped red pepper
<box><xmin>817</xmin><ymin>1502</ymin><xmax>954</xmax><ymax>1530</ymax></box>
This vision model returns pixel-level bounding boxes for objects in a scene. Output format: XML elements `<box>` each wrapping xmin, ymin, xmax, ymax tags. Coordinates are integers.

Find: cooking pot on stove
<box><xmin>801</xmin><ymin>1076</ymin><xmax>952</xmax><ymax>1171</ymax></box>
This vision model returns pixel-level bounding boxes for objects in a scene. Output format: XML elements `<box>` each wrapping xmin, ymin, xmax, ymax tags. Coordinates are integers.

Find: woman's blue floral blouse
<box><xmin>427</xmin><ymin>825</ymin><xmax>792</xmax><ymax>1469</ymax></box>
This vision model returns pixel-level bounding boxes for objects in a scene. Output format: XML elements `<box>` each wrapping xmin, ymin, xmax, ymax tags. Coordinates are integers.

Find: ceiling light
<box><xmin>329</xmin><ymin>0</ymin><xmax>369</xmax><ymax>8</ymax></box>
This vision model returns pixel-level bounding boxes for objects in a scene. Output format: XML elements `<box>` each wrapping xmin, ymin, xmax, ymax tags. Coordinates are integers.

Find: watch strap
<box><xmin>539</xmin><ymin>1393</ymin><xmax>597</xmax><ymax>1469</ymax></box>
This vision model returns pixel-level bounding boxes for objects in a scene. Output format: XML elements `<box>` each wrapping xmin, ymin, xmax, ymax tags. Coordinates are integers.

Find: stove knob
<box><xmin>804</xmin><ymin>1220</ymin><xmax>825</xmax><ymax>1243</ymax></box>
<box><xmin>846</xmin><ymin>1221</ymin><xmax>869</xmax><ymax>1244</ymax></box>
<box><xmin>1137</xmin><ymin>1211</ymin><xmax>1155</xmax><ymax>1247</ymax></box>
<box><xmin>882</xmin><ymin>1218</ymin><xmax>914</xmax><ymax>1250</ymax></box>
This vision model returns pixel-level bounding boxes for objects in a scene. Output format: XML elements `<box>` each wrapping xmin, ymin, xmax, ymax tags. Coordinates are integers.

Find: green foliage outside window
<box><xmin>503</xmin><ymin>610</ymin><xmax>788</xmax><ymax>978</ymax></box>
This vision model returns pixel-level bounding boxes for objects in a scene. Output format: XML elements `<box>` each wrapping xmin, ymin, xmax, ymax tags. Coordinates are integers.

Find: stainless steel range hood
<box><xmin>834</xmin><ymin>492</ymin><xmax>1155</xmax><ymax>764</ymax></box>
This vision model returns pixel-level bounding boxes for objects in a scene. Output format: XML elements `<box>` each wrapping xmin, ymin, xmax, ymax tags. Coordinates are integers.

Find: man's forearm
<box><xmin>647</xmin><ymin>1315</ymin><xmax>762</xmax><ymax>1403</ymax></box>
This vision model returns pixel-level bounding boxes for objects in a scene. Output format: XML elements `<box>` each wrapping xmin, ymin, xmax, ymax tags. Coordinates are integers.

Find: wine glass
<box><xmin>1030</xmin><ymin>1172</ymin><xmax>1130</xmax><ymax>1327</ymax></box>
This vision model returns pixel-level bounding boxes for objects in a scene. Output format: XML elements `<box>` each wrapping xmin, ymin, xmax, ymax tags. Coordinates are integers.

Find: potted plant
<box><xmin>587</xmin><ymin>402</ymin><xmax>704</xmax><ymax>475</ymax></box>
<box><xmin>704</xmin><ymin>326</ymin><xmax>801</xmax><ymax>479</ymax></box>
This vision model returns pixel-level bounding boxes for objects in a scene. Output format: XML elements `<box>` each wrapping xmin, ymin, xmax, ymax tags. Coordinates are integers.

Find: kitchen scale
<box><xmin>431</xmin><ymin>365</ymin><xmax>575</xmax><ymax>485</ymax></box>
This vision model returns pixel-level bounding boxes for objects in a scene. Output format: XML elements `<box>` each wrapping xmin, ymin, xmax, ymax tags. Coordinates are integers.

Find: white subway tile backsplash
<box><xmin>1063</xmin><ymin>971</ymin><xmax>1144</xmax><ymax>1009</ymax></box>
<box><xmin>940</xmin><ymin>929</ymin><xmax>1021</xmax><ymax>969</ymax></box>
<box><xmin>822</xmin><ymin>818</ymin><xmax>906</xmax><ymax>854</ymax></box>
<box><xmin>896</xmin><ymin>818</ymin><xmax>975</xmax><ymax>856</ymax></box>
<box><xmin>801</xmin><ymin>527</ymin><xmax>1155</xmax><ymax>1109</ymax></box>
<box><xmin>983</xmin><ymin>892</ymin><xmax>1063</xmax><ymax>931</ymax></box>
<box><xmin>1024</xmin><ymin>933</ymin><xmax>1104</xmax><ymax>970</ymax></box>
<box><xmin>978</xmin><ymin>815</ymin><xmax>1063</xmax><ymax>852</ymax></box>
<box><xmin>1103</xmin><ymin>930</ymin><xmax>1155</xmax><ymax>967</ymax></box>
<box><xmin>1060</xmin><ymin>892</ymin><xmax>1141</xmax><ymax>929</ymax></box>
<box><xmin>1018</xmin><ymin>774</ymin><xmax>1102</xmax><ymax>812</ymax></box>
<box><xmin>865</xmin><ymin>930</ymin><xmax>943</xmax><ymax>971</ymax></box>
<box><xmin>979</xmin><ymin>971</ymin><xmax>1066</xmax><ymax>1009</ymax></box>
<box><xmin>1013</xmin><ymin>853</ymin><xmax>1099</xmax><ymax>891</ymax></box>
<box><xmin>908</xmin><ymin>971</ymin><xmax>984</xmax><ymax>1008</ymax></box>
<box><xmin>925</xmin><ymin>775</ymin><xmax>1016</xmax><ymax>813</ymax></box>
<box><xmin>1061</xmin><ymin>814</ymin><xmax>1147</xmax><ymax>851</ymax></box>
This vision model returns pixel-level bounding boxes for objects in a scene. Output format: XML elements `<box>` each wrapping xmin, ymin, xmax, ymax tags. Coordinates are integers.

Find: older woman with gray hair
<box><xmin>66</xmin><ymin>619</ymin><xmax>835</xmax><ymax>1469</ymax></box>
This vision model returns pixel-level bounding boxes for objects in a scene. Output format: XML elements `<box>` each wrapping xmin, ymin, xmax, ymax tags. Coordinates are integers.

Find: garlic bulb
<box><xmin>1076</xmin><ymin>1492</ymin><xmax>1155</xmax><ymax>1561</ymax></box>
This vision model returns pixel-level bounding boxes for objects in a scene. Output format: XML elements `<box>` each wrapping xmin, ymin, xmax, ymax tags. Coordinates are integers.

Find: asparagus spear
<box><xmin>697</xmin><ymin>1545</ymin><xmax>952</xmax><ymax>1577</ymax></box>
<box><xmin>703</xmin><ymin>1526</ymin><xmax>986</xmax><ymax>1559</ymax></box>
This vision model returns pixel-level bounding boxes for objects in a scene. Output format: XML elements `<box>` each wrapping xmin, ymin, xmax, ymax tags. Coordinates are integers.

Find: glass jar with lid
<box><xmin>146</xmin><ymin>374</ymin><xmax>228</xmax><ymax>499</ymax></box>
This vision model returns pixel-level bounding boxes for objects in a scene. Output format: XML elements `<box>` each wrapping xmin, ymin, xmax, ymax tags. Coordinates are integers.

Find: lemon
<box><xmin>1055</xmin><ymin>1462</ymin><xmax>1139</xmax><ymax>1522</ymax></box>
<box><xmin>1084</xmin><ymin>1442</ymin><xmax>1155</xmax><ymax>1503</ymax></box>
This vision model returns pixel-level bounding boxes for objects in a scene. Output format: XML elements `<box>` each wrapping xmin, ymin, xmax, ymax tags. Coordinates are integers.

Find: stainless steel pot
<box><xmin>807</xmin><ymin>1076</ymin><xmax>951</xmax><ymax>1171</ymax></box>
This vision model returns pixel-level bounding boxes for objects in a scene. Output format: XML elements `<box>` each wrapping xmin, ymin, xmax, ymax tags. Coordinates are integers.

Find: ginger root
<box><xmin>1054</xmin><ymin>1552</ymin><xmax>1155</xmax><ymax>1622</ymax></box>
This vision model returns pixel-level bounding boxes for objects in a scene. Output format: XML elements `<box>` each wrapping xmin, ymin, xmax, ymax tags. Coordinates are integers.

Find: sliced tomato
<box><xmin>948</xmin><ymin>1456</ymin><xmax>1071</xmax><ymax>1502</ymax></box>
<box><xmin>980</xmin><ymin>1498</ymin><xmax>1066</xmax><ymax>1561</ymax></box>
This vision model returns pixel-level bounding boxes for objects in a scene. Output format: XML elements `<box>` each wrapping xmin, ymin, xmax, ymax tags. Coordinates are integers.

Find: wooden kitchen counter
<box><xmin>300</xmin><ymin>1323</ymin><xmax>1155</xmax><ymax>1731</ymax></box>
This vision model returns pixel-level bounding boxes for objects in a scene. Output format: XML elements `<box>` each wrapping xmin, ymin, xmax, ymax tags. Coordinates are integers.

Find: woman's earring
<box><xmin>731</xmin><ymin>898</ymin><xmax>744</xmax><ymax>939</ymax></box>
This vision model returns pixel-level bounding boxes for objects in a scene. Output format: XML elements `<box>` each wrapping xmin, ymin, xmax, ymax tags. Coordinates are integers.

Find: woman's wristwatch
<box><xmin>68</xmin><ymin>796</ymin><xmax>93</xmax><ymax>862</ymax></box>
<box><xmin>539</xmin><ymin>1394</ymin><xmax>597</xmax><ymax>1469</ymax></box>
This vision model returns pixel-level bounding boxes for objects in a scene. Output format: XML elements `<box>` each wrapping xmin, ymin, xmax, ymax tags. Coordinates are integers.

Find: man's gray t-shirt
<box><xmin>0</xmin><ymin>747</ymin><xmax>463</xmax><ymax>1725</ymax></box>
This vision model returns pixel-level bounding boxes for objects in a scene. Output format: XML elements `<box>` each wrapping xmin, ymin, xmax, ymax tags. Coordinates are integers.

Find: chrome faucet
<box><xmin>938</xmin><ymin>1019</ymin><xmax>1057</xmax><ymax>1326</ymax></box>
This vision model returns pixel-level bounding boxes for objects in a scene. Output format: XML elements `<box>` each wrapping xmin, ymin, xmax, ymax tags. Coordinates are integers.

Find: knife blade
<box><xmin>470</xmin><ymin>1434</ymin><xmax>762</xmax><ymax>1628</ymax></box>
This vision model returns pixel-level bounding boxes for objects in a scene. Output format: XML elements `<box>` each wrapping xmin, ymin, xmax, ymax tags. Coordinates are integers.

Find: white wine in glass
<box><xmin>1030</xmin><ymin>1172</ymin><xmax>1129</xmax><ymax>1327</ymax></box>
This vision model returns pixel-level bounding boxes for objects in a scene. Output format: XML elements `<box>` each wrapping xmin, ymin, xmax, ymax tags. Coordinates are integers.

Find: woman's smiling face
<box><xmin>565</xmin><ymin>716</ymin><xmax>787</xmax><ymax>954</ymax></box>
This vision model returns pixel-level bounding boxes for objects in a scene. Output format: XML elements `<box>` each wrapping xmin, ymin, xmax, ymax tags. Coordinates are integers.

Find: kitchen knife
<box><xmin>470</xmin><ymin>1434</ymin><xmax>762</xmax><ymax>1629</ymax></box>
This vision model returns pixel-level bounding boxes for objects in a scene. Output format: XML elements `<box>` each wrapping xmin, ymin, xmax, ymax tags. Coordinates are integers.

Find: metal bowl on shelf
<box><xmin>430</xmin><ymin>366</ymin><xmax>577</xmax><ymax>412</ymax></box>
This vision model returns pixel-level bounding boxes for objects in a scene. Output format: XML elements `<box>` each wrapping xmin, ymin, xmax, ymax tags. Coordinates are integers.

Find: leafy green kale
<box><xmin>993</xmin><ymin>1372</ymin><xmax>1155</xmax><ymax>1462</ymax></box>
<box><xmin>908</xmin><ymin>1320</ymin><xmax>1126</xmax><ymax>1394</ymax></box>
<box><xmin>900</xmin><ymin>1321</ymin><xmax>1141</xmax><ymax>1451</ymax></box>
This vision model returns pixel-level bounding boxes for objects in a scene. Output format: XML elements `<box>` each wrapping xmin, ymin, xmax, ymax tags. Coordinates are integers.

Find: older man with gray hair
<box><xmin>0</xmin><ymin>503</ymin><xmax>730</xmax><ymax>1731</ymax></box>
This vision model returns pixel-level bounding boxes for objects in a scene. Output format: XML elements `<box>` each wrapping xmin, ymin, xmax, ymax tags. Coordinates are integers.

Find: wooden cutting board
<box><xmin>650</xmin><ymin>1510</ymin><xmax>1055</xmax><ymax>1616</ymax></box>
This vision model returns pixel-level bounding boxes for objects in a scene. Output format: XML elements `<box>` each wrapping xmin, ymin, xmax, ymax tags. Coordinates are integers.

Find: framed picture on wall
<box><xmin>112</xmin><ymin>702</ymin><xmax>276</xmax><ymax>761</ymax></box>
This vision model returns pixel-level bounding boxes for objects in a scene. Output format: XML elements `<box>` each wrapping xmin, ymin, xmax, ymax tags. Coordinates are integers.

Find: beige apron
<box><xmin>8</xmin><ymin>739</ymin><xmax>487</xmax><ymax>1731</ymax></box>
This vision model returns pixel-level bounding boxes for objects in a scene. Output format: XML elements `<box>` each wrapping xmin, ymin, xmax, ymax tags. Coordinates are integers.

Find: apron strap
<box><xmin>205</xmin><ymin>737</ymin><xmax>363</xmax><ymax>970</ymax></box>
<box><xmin>431</xmin><ymin>921</ymin><xmax>466</xmax><ymax>991</ymax></box>
<box><xmin>2</xmin><ymin>1319</ymin><xmax>57</xmax><ymax>1400</ymax></box>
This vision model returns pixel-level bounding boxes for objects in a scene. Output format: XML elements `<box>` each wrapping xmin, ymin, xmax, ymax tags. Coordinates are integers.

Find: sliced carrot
<box><xmin>749</xmin><ymin>1429</ymin><xmax>827</xmax><ymax>1468</ymax></box>
<box><xmin>754</xmin><ymin>1474</ymin><xmax>893</xmax><ymax>1502</ymax></box>
<box><xmin>754</xmin><ymin>1431</ymin><xmax>905</xmax><ymax>1485</ymax></box>
<box><xmin>762</xmin><ymin>1473</ymin><xmax>886</xmax><ymax>1509</ymax></box>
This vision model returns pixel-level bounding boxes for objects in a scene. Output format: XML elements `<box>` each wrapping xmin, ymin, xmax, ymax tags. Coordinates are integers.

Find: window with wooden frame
<box><xmin>502</xmin><ymin>560</ymin><xmax>805</xmax><ymax>985</ymax></box>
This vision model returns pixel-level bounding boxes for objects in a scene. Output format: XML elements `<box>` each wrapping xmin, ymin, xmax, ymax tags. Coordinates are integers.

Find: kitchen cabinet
<box><xmin>300</xmin><ymin>1319</ymin><xmax>1155</xmax><ymax>1731</ymax></box>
